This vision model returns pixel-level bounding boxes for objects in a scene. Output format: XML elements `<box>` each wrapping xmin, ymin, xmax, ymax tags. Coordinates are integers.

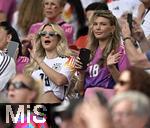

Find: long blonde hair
<box><xmin>87</xmin><ymin>10</ymin><xmax>121</xmax><ymax>66</ymax></box>
<box><xmin>24</xmin><ymin>23</ymin><xmax>73</xmax><ymax>75</ymax></box>
<box><xmin>18</xmin><ymin>0</ymin><xmax>44</xmax><ymax>35</ymax></box>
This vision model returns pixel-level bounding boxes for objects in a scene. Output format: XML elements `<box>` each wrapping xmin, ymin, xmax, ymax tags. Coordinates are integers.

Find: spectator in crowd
<box><xmin>121</xmin><ymin>18</ymin><xmax>150</xmax><ymax>68</ymax></box>
<box><xmin>0</xmin><ymin>21</ymin><xmax>29</xmax><ymax>73</ymax></box>
<box><xmin>73</xmin><ymin>91</ymin><xmax>114</xmax><ymax>128</ymax></box>
<box><xmin>131</xmin><ymin>19</ymin><xmax>150</xmax><ymax>53</ymax></box>
<box><xmin>12</xmin><ymin>0</ymin><xmax>44</xmax><ymax>38</ymax></box>
<box><xmin>0</xmin><ymin>21</ymin><xmax>22</xmax><ymax>54</ymax></box>
<box><xmin>115</xmin><ymin>66</ymin><xmax>150</xmax><ymax>98</ymax></box>
<box><xmin>0</xmin><ymin>22</ymin><xmax>16</xmax><ymax>91</ymax></box>
<box><xmin>24</xmin><ymin>23</ymin><xmax>74</xmax><ymax>104</ymax></box>
<box><xmin>75</xmin><ymin>10</ymin><xmax>129</xmax><ymax>100</ymax></box>
<box><xmin>6</xmin><ymin>74</ymin><xmax>43</xmax><ymax>103</ymax></box>
<box><xmin>109</xmin><ymin>91</ymin><xmax>150</xmax><ymax>128</ymax></box>
<box><xmin>73</xmin><ymin>2</ymin><xmax>109</xmax><ymax>50</ymax></box>
<box><xmin>29</xmin><ymin>0</ymin><xmax>74</xmax><ymax>45</ymax></box>
<box><xmin>5</xmin><ymin>73</ymin><xmax>49</xmax><ymax>128</ymax></box>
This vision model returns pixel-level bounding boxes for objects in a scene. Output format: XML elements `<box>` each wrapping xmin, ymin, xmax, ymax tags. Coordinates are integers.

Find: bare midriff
<box><xmin>41</xmin><ymin>91</ymin><xmax>62</xmax><ymax>104</ymax></box>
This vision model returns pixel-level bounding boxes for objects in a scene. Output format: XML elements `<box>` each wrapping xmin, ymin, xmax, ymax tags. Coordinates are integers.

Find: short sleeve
<box><xmin>59</xmin><ymin>56</ymin><xmax>75</xmax><ymax>82</ymax></box>
<box><xmin>117</xmin><ymin>45</ymin><xmax>130</xmax><ymax>72</ymax></box>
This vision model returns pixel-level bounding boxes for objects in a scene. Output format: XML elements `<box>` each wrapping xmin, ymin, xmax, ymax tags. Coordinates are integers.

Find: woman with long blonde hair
<box><xmin>24</xmin><ymin>23</ymin><xmax>74</xmax><ymax>104</ymax></box>
<box><xmin>75</xmin><ymin>10</ymin><xmax>129</xmax><ymax>99</ymax></box>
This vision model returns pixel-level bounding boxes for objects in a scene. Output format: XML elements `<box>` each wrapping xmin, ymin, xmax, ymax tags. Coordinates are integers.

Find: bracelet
<box><xmin>123</xmin><ymin>37</ymin><xmax>132</xmax><ymax>41</ymax></box>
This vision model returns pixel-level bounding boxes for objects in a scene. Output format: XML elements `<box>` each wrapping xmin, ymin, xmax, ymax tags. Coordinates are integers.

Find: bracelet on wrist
<box><xmin>123</xmin><ymin>37</ymin><xmax>132</xmax><ymax>41</ymax></box>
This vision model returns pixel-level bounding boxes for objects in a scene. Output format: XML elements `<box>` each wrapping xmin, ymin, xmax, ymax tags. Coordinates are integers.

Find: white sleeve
<box><xmin>0</xmin><ymin>58</ymin><xmax>16</xmax><ymax>91</ymax></box>
<box><xmin>59</xmin><ymin>57</ymin><xmax>75</xmax><ymax>82</ymax></box>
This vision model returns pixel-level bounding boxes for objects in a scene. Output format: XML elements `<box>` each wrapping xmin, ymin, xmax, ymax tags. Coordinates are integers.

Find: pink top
<box><xmin>16</xmin><ymin>56</ymin><xmax>30</xmax><ymax>73</ymax></box>
<box><xmin>84</xmin><ymin>44</ymin><xmax>129</xmax><ymax>89</ymax></box>
<box><xmin>84</xmin><ymin>44</ymin><xmax>129</xmax><ymax>99</ymax></box>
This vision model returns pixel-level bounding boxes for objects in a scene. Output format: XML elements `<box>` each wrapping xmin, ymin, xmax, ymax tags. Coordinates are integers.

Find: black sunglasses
<box><xmin>6</xmin><ymin>81</ymin><xmax>32</xmax><ymax>90</ymax></box>
<box><xmin>39</xmin><ymin>31</ymin><xmax>59</xmax><ymax>37</ymax></box>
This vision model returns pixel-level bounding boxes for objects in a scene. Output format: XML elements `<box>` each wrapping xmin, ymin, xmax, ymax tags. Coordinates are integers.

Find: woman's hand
<box><xmin>107</xmin><ymin>50</ymin><xmax>121</xmax><ymax>67</ymax></box>
<box><xmin>28</xmin><ymin>39</ymin><xmax>43</xmax><ymax>65</ymax></box>
<box><xmin>120</xmin><ymin>19</ymin><xmax>131</xmax><ymax>39</ymax></box>
<box><xmin>74</xmin><ymin>57</ymin><xmax>83</xmax><ymax>70</ymax></box>
<box><xmin>132</xmin><ymin>19</ymin><xmax>146</xmax><ymax>42</ymax></box>
<box><xmin>74</xmin><ymin>56</ymin><xmax>85</xmax><ymax>83</ymax></box>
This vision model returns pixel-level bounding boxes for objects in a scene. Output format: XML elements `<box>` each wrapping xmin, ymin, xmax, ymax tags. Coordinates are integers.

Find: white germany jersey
<box><xmin>0</xmin><ymin>51</ymin><xmax>16</xmax><ymax>91</ymax></box>
<box><xmin>32</xmin><ymin>56</ymin><xmax>74</xmax><ymax>100</ymax></box>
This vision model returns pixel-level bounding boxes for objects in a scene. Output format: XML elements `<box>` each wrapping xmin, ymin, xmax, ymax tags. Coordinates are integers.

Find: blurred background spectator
<box><xmin>11</xmin><ymin>0</ymin><xmax>44</xmax><ymax>38</ymax></box>
<box><xmin>115</xmin><ymin>66</ymin><xmax>150</xmax><ymax>98</ymax></box>
<box><xmin>0</xmin><ymin>21</ymin><xmax>29</xmax><ymax>73</ymax></box>
<box><xmin>110</xmin><ymin>91</ymin><xmax>150</xmax><ymax>128</ymax></box>
<box><xmin>0</xmin><ymin>0</ymin><xmax>16</xmax><ymax>23</ymax></box>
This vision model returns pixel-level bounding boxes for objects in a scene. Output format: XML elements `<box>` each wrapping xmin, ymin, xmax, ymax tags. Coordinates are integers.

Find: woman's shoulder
<box><xmin>0</xmin><ymin>51</ymin><xmax>14</xmax><ymax>63</ymax></box>
<box><xmin>28</xmin><ymin>22</ymin><xmax>44</xmax><ymax>34</ymax></box>
<box><xmin>59</xmin><ymin>20</ymin><xmax>74</xmax><ymax>32</ymax></box>
<box><xmin>117</xmin><ymin>43</ymin><xmax>126</xmax><ymax>53</ymax></box>
<box><xmin>57</xmin><ymin>56</ymin><xmax>75</xmax><ymax>65</ymax></box>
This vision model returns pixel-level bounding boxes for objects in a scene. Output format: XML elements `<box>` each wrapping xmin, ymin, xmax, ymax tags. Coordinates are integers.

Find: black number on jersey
<box><xmin>40</xmin><ymin>73</ymin><xmax>44</xmax><ymax>80</ymax></box>
<box><xmin>45</xmin><ymin>76</ymin><xmax>50</xmax><ymax>86</ymax></box>
<box><xmin>40</xmin><ymin>73</ymin><xmax>50</xmax><ymax>86</ymax></box>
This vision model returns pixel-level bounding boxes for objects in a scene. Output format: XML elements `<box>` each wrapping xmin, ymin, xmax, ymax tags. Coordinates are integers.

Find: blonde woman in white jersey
<box><xmin>24</xmin><ymin>23</ymin><xmax>74</xmax><ymax>104</ymax></box>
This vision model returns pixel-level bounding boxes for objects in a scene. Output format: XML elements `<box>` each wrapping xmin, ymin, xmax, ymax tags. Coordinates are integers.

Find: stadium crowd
<box><xmin>0</xmin><ymin>0</ymin><xmax>150</xmax><ymax>127</ymax></box>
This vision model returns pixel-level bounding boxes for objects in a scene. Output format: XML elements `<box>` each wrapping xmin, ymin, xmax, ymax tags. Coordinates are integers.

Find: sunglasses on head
<box><xmin>6</xmin><ymin>81</ymin><xmax>32</xmax><ymax>90</ymax></box>
<box><xmin>39</xmin><ymin>31</ymin><xmax>59</xmax><ymax>37</ymax></box>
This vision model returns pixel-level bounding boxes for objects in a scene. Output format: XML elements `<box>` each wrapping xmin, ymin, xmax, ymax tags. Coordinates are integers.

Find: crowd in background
<box><xmin>0</xmin><ymin>0</ymin><xmax>150</xmax><ymax>128</ymax></box>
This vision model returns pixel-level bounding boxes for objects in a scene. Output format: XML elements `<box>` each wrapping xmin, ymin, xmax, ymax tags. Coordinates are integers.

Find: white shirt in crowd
<box><xmin>32</xmin><ymin>56</ymin><xmax>73</xmax><ymax>100</ymax></box>
<box><xmin>108</xmin><ymin>0</ymin><xmax>141</xmax><ymax>18</ymax></box>
<box><xmin>141</xmin><ymin>11</ymin><xmax>150</xmax><ymax>38</ymax></box>
<box><xmin>0</xmin><ymin>51</ymin><xmax>16</xmax><ymax>91</ymax></box>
